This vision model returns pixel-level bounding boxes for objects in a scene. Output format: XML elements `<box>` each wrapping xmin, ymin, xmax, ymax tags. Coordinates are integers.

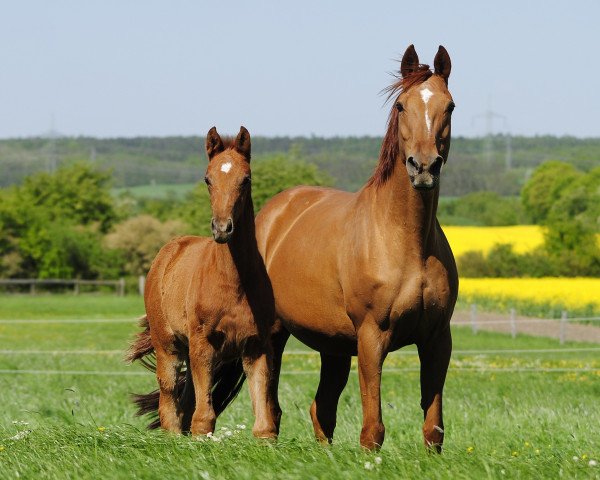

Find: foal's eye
<box><xmin>204</xmin><ymin>176</ymin><xmax>211</xmax><ymax>186</ymax></box>
<box><xmin>241</xmin><ymin>176</ymin><xmax>251</xmax><ymax>187</ymax></box>
<box><xmin>396</xmin><ymin>102</ymin><xmax>404</xmax><ymax>112</ymax></box>
<box><xmin>447</xmin><ymin>101</ymin><xmax>456</xmax><ymax>113</ymax></box>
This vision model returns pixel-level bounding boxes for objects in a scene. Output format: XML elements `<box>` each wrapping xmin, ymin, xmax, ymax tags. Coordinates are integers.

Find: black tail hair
<box><xmin>126</xmin><ymin>316</ymin><xmax>246</xmax><ymax>430</ymax></box>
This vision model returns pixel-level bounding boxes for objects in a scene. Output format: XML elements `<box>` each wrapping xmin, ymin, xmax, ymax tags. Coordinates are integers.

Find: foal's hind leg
<box><xmin>310</xmin><ymin>353</ymin><xmax>351</xmax><ymax>444</ymax></box>
<box><xmin>417</xmin><ymin>327</ymin><xmax>452</xmax><ymax>452</ymax></box>
<box><xmin>155</xmin><ymin>346</ymin><xmax>183</xmax><ymax>433</ymax></box>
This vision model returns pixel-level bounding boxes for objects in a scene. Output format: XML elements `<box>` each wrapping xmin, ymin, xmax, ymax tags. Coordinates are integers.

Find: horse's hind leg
<box><xmin>243</xmin><ymin>349</ymin><xmax>278</xmax><ymax>439</ymax></box>
<box><xmin>417</xmin><ymin>327</ymin><xmax>452</xmax><ymax>452</ymax></box>
<box><xmin>309</xmin><ymin>353</ymin><xmax>351</xmax><ymax>444</ymax></box>
<box><xmin>269</xmin><ymin>323</ymin><xmax>289</xmax><ymax>433</ymax></box>
<box><xmin>155</xmin><ymin>346</ymin><xmax>183</xmax><ymax>433</ymax></box>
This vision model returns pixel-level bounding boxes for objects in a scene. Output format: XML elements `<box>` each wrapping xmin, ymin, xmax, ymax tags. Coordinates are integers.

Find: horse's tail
<box><xmin>212</xmin><ymin>358</ymin><xmax>246</xmax><ymax>416</ymax></box>
<box><xmin>126</xmin><ymin>315</ymin><xmax>246</xmax><ymax>429</ymax></box>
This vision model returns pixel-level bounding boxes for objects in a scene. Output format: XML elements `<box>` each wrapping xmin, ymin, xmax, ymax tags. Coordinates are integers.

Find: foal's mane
<box><xmin>367</xmin><ymin>64</ymin><xmax>433</xmax><ymax>187</ymax></box>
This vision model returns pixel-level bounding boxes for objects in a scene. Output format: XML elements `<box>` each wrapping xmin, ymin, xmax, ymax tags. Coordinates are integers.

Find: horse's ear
<box><xmin>400</xmin><ymin>44</ymin><xmax>420</xmax><ymax>78</ymax></box>
<box><xmin>206</xmin><ymin>126</ymin><xmax>224</xmax><ymax>161</ymax></box>
<box><xmin>234</xmin><ymin>126</ymin><xmax>251</xmax><ymax>161</ymax></box>
<box><xmin>434</xmin><ymin>45</ymin><xmax>451</xmax><ymax>83</ymax></box>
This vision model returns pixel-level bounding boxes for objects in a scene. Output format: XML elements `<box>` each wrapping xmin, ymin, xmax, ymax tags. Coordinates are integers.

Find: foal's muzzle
<box><xmin>211</xmin><ymin>217</ymin><xmax>234</xmax><ymax>243</ymax></box>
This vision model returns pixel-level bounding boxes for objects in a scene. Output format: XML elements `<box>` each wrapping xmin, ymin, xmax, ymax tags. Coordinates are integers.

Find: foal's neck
<box><xmin>226</xmin><ymin>196</ymin><xmax>262</xmax><ymax>278</ymax></box>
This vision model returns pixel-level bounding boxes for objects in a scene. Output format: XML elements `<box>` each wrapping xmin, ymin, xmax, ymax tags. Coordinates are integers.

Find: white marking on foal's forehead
<box><xmin>420</xmin><ymin>87</ymin><xmax>434</xmax><ymax>104</ymax></box>
<box><xmin>220</xmin><ymin>162</ymin><xmax>232</xmax><ymax>173</ymax></box>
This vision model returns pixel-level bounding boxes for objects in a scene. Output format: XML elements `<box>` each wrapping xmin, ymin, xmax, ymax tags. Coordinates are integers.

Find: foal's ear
<box><xmin>234</xmin><ymin>126</ymin><xmax>251</xmax><ymax>161</ymax></box>
<box><xmin>206</xmin><ymin>126</ymin><xmax>224</xmax><ymax>161</ymax></box>
<box><xmin>434</xmin><ymin>45</ymin><xmax>451</xmax><ymax>84</ymax></box>
<box><xmin>400</xmin><ymin>44</ymin><xmax>420</xmax><ymax>78</ymax></box>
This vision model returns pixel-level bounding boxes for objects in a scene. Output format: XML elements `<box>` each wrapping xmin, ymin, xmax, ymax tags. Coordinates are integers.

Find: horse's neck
<box><xmin>362</xmin><ymin>157</ymin><xmax>439</xmax><ymax>252</ymax></box>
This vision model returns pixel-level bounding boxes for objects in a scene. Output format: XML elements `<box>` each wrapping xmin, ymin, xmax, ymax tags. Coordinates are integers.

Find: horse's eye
<box><xmin>396</xmin><ymin>102</ymin><xmax>404</xmax><ymax>112</ymax></box>
<box><xmin>241</xmin><ymin>176</ymin><xmax>251</xmax><ymax>187</ymax></box>
<box><xmin>204</xmin><ymin>176</ymin><xmax>211</xmax><ymax>186</ymax></box>
<box><xmin>447</xmin><ymin>102</ymin><xmax>456</xmax><ymax>113</ymax></box>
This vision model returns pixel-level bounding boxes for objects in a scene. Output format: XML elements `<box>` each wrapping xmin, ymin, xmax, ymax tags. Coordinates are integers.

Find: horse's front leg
<box><xmin>188</xmin><ymin>337</ymin><xmax>217</xmax><ymax>436</ymax></box>
<box><xmin>417</xmin><ymin>326</ymin><xmax>452</xmax><ymax>452</ymax></box>
<box><xmin>243</xmin><ymin>344</ymin><xmax>278</xmax><ymax>439</ymax></box>
<box><xmin>357</xmin><ymin>323</ymin><xmax>389</xmax><ymax>450</ymax></box>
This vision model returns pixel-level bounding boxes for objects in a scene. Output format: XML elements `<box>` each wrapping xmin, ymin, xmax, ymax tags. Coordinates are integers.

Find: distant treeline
<box><xmin>1</xmin><ymin>135</ymin><xmax>599</xmax><ymax>196</ymax></box>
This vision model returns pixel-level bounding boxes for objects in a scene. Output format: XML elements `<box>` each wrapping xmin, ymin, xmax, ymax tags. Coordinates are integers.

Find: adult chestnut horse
<box><xmin>127</xmin><ymin>127</ymin><xmax>277</xmax><ymax>439</ymax></box>
<box><xmin>255</xmin><ymin>45</ymin><xmax>458</xmax><ymax>450</ymax></box>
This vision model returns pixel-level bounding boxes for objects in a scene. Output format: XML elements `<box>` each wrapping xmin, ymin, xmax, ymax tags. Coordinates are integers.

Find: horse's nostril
<box><xmin>429</xmin><ymin>156</ymin><xmax>444</xmax><ymax>176</ymax></box>
<box><xmin>407</xmin><ymin>156</ymin><xmax>418</xmax><ymax>169</ymax></box>
<box><xmin>225</xmin><ymin>219</ymin><xmax>234</xmax><ymax>234</ymax></box>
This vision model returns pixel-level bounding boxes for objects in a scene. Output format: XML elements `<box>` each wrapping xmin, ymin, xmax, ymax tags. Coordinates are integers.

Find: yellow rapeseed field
<box><xmin>459</xmin><ymin>277</ymin><xmax>600</xmax><ymax>313</ymax></box>
<box><xmin>442</xmin><ymin>225</ymin><xmax>544</xmax><ymax>257</ymax></box>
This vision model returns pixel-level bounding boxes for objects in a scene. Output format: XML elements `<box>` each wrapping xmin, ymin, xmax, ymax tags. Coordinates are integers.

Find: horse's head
<box><xmin>204</xmin><ymin>126</ymin><xmax>252</xmax><ymax>244</ymax></box>
<box><xmin>393</xmin><ymin>45</ymin><xmax>454</xmax><ymax>190</ymax></box>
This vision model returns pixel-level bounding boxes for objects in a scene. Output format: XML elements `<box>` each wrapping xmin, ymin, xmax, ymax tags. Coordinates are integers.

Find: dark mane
<box><xmin>367</xmin><ymin>64</ymin><xmax>433</xmax><ymax>187</ymax></box>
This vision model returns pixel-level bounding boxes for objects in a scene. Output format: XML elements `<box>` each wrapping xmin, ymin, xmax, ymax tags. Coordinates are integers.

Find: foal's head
<box><xmin>204</xmin><ymin>126</ymin><xmax>252</xmax><ymax>244</ymax></box>
<box><xmin>378</xmin><ymin>45</ymin><xmax>454</xmax><ymax>190</ymax></box>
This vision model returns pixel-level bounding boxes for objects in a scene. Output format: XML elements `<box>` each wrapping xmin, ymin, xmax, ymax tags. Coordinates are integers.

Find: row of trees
<box><xmin>2</xmin><ymin>134</ymin><xmax>599</xmax><ymax>194</ymax></box>
<box><xmin>458</xmin><ymin>161</ymin><xmax>600</xmax><ymax>276</ymax></box>
<box><xmin>0</xmin><ymin>156</ymin><xmax>331</xmax><ymax>279</ymax></box>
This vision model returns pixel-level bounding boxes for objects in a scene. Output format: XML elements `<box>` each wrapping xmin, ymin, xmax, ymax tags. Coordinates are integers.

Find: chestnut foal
<box><xmin>127</xmin><ymin>126</ymin><xmax>277</xmax><ymax>439</ymax></box>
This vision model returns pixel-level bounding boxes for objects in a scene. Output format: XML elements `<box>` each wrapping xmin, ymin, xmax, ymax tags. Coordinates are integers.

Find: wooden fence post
<box><xmin>560</xmin><ymin>310</ymin><xmax>567</xmax><ymax>345</ymax></box>
<box><xmin>510</xmin><ymin>308</ymin><xmax>516</xmax><ymax>339</ymax></box>
<box><xmin>470</xmin><ymin>304</ymin><xmax>478</xmax><ymax>334</ymax></box>
<box><xmin>118</xmin><ymin>278</ymin><xmax>125</xmax><ymax>297</ymax></box>
<box><xmin>74</xmin><ymin>279</ymin><xmax>80</xmax><ymax>295</ymax></box>
<box><xmin>138</xmin><ymin>276</ymin><xmax>145</xmax><ymax>296</ymax></box>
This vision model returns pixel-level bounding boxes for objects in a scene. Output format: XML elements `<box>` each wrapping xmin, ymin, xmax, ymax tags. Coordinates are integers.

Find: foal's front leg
<box><xmin>188</xmin><ymin>338</ymin><xmax>217</xmax><ymax>435</ymax></box>
<box><xmin>243</xmin><ymin>347</ymin><xmax>278</xmax><ymax>439</ymax></box>
<box><xmin>357</xmin><ymin>323</ymin><xmax>388</xmax><ymax>450</ymax></box>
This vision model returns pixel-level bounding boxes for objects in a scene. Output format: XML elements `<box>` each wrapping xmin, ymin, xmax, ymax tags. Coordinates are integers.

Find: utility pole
<box><xmin>472</xmin><ymin>96</ymin><xmax>512</xmax><ymax>169</ymax></box>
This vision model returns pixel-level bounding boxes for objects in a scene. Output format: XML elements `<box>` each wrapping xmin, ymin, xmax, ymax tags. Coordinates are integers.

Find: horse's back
<box><xmin>256</xmin><ymin>185</ymin><xmax>355</xmax><ymax>262</ymax></box>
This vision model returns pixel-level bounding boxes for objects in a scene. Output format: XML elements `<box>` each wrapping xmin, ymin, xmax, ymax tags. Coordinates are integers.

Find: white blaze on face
<box><xmin>420</xmin><ymin>87</ymin><xmax>434</xmax><ymax>134</ymax></box>
<box><xmin>220</xmin><ymin>162</ymin><xmax>232</xmax><ymax>174</ymax></box>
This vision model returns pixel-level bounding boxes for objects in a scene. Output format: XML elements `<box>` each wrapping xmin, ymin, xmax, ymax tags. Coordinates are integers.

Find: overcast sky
<box><xmin>1</xmin><ymin>1</ymin><xmax>598</xmax><ymax>139</ymax></box>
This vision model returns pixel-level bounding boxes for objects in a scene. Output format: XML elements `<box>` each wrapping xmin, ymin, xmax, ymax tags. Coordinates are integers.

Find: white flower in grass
<box><xmin>9</xmin><ymin>430</ymin><xmax>31</xmax><ymax>441</ymax></box>
<box><xmin>12</xmin><ymin>421</ymin><xmax>29</xmax><ymax>427</ymax></box>
<box><xmin>374</xmin><ymin>457</ymin><xmax>382</xmax><ymax>465</ymax></box>
<box><xmin>236</xmin><ymin>424</ymin><xmax>246</xmax><ymax>430</ymax></box>
<box><xmin>573</xmin><ymin>456</ymin><xmax>579</xmax><ymax>461</ymax></box>
<box><xmin>220</xmin><ymin>427</ymin><xmax>228</xmax><ymax>431</ymax></box>
<box><xmin>210</xmin><ymin>435</ymin><xmax>221</xmax><ymax>442</ymax></box>
<box><xmin>225</xmin><ymin>431</ymin><xmax>233</xmax><ymax>437</ymax></box>
<box><xmin>590</xmin><ymin>460</ymin><xmax>598</xmax><ymax>467</ymax></box>
<box><xmin>364</xmin><ymin>461</ymin><xmax>374</xmax><ymax>471</ymax></box>
<box><xmin>200</xmin><ymin>471</ymin><xmax>210</xmax><ymax>480</ymax></box>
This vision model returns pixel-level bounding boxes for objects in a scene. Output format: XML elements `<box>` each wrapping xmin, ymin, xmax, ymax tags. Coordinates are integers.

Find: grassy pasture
<box><xmin>0</xmin><ymin>295</ymin><xmax>599</xmax><ymax>479</ymax></box>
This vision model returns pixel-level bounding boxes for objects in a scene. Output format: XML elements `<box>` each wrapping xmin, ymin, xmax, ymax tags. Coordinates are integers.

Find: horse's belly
<box><xmin>267</xmin><ymin>250</ymin><xmax>358</xmax><ymax>354</ymax></box>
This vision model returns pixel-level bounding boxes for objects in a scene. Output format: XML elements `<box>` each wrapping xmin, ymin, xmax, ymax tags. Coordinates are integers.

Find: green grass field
<box><xmin>1</xmin><ymin>295</ymin><xmax>599</xmax><ymax>479</ymax></box>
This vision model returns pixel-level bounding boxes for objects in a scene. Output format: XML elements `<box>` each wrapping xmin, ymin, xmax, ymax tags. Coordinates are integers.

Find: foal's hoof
<box><xmin>360</xmin><ymin>424</ymin><xmax>385</xmax><ymax>451</ymax></box>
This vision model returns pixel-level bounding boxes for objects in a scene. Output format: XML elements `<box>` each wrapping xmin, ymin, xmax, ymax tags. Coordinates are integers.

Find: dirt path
<box><xmin>452</xmin><ymin>310</ymin><xmax>600</xmax><ymax>344</ymax></box>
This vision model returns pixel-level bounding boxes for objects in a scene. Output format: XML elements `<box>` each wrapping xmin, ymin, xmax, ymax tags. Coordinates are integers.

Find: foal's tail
<box><xmin>126</xmin><ymin>315</ymin><xmax>247</xmax><ymax>430</ymax></box>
